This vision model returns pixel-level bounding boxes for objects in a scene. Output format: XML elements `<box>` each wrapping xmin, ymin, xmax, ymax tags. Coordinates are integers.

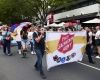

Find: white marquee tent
<box><xmin>58</xmin><ymin>22</ymin><xmax>65</xmax><ymax>27</ymax></box>
<box><xmin>48</xmin><ymin>23</ymin><xmax>59</xmax><ymax>27</ymax></box>
<box><xmin>83</xmin><ymin>18</ymin><xmax>100</xmax><ymax>23</ymax></box>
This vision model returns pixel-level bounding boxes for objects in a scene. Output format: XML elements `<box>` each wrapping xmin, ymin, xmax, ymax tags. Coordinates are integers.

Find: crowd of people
<box><xmin>0</xmin><ymin>23</ymin><xmax>100</xmax><ymax>79</ymax></box>
<box><xmin>85</xmin><ymin>26</ymin><xmax>100</xmax><ymax>64</ymax></box>
<box><xmin>0</xmin><ymin>24</ymin><xmax>47</xmax><ymax>79</ymax></box>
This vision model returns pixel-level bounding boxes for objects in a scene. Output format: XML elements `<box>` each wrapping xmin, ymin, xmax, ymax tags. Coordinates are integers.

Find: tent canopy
<box><xmin>58</xmin><ymin>22</ymin><xmax>65</xmax><ymax>26</ymax></box>
<box><xmin>83</xmin><ymin>18</ymin><xmax>100</xmax><ymax>23</ymax></box>
<box><xmin>48</xmin><ymin>22</ymin><xmax>65</xmax><ymax>27</ymax></box>
<box><xmin>48</xmin><ymin>23</ymin><xmax>58</xmax><ymax>27</ymax></box>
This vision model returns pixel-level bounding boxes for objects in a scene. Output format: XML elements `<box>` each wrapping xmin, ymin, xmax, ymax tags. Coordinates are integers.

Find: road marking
<box><xmin>77</xmin><ymin>62</ymin><xmax>100</xmax><ymax>71</ymax></box>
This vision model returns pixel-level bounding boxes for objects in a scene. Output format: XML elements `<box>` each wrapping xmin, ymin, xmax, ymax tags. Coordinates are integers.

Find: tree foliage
<box><xmin>0</xmin><ymin>0</ymin><xmax>75</xmax><ymax>24</ymax></box>
<box><xmin>25</xmin><ymin>0</ymin><xmax>75</xmax><ymax>25</ymax></box>
<box><xmin>0</xmin><ymin>0</ymin><xmax>33</xmax><ymax>24</ymax></box>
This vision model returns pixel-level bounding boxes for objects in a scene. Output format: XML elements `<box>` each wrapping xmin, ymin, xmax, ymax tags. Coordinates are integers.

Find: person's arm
<box><xmin>88</xmin><ymin>32</ymin><xmax>92</xmax><ymax>44</ymax></box>
<box><xmin>28</xmin><ymin>33</ymin><xmax>31</xmax><ymax>40</ymax></box>
<box><xmin>8</xmin><ymin>32</ymin><xmax>12</xmax><ymax>39</ymax></box>
<box><xmin>20</xmin><ymin>30</ymin><xmax>23</xmax><ymax>38</ymax></box>
<box><xmin>12</xmin><ymin>30</ymin><xmax>17</xmax><ymax>36</ymax></box>
<box><xmin>33</xmin><ymin>32</ymin><xmax>43</xmax><ymax>43</ymax></box>
<box><xmin>2</xmin><ymin>31</ymin><xmax>4</xmax><ymax>36</ymax></box>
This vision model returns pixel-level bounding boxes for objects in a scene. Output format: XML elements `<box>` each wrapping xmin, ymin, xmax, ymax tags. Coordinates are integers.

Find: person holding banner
<box><xmin>20</xmin><ymin>26</ymin><xmax>29</xmax><ymax>58</ymax></box>
<box><xmin>33</xmin><ymin>27</ymin><xmax>46</xmax><ymax>79</ymax></box>
<box><xmin>86</xmin><ymin>27</ymin><xmax>95</xmax><ymax>64</ymax></box>
<box><xmin>2</xmin><ymin>25</ymin><xmax>12</xmax><ymax>56</ymax></box>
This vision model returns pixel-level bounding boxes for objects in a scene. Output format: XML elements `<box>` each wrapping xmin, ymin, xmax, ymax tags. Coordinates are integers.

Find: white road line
<box><xmin>77</xmin><ymin>62</ymin><xmax>100</xmax><ymax>71</ymax></box>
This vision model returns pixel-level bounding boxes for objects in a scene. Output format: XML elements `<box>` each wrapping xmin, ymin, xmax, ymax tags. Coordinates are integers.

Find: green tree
<box><xmin>0</xmin><ymin>0</ymin><xmax>34</xmax><ymax>24</ymax></box>
<box><xmin>25</xmin><ymin>0</ymin><xmax>75</xmax><ymax>26</ymax></box>
<box><xmin>0</xmin><ymin>0</ymin><xmax>75</xmax><ymax>25</ymax></box>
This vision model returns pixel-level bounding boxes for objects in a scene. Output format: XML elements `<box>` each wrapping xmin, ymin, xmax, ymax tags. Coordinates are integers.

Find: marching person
<box><xmin>86</xmin><ymin>27</ymin><xmax>95</xmax><ymax>64</ymax></box>
<box><xmin>33</xmin><ymin>27</ymin><xmax>46</xmax><ymax>79</ymax></box>
<box><xmin>20</xmin><ymin>26</ymin><xmax>28</xmax><ymax>58</ymax></box>
<box><xmin>14</xmin><ymin>27</ymin><xmax>22</xmax><ymax>54</ymax></box>
<box><xmin>95</xmin><ymin>26</ymin><xmax>100</xmax><ymax>58</ymax></box>
<box><xmin>28</xmin><ymin>27</ymin><xmax>35</xmax><ymax>54</ymax></box>
<box><xmin>2</xmin><ymin>25</ymin><xmax>12</xmax><ymax>56</ymax></box>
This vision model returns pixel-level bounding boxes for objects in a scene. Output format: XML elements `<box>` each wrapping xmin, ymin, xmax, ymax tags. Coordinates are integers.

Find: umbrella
<box><xmin>83</xmin><ymin>18</ymin><xmax>100</xmax><ymax>23</ymax></box>
<box><xmin>17</xmin><ymin>22</ymin><xmax>32</xmax><ymax>28</ymax></box>
<box><xmin>13</xmin><ymin>22</ymin><xmax>32</xmax><ymax>38</ymax></box>
<box><xmin>10</xmin><ymin>24</ymin><xmax>19</xmax><ymax>32</ymax></box>
<box><xmin>14</xmin><ymin>22</ymin><xmax>32</xmax><ymax>31</ymax></box>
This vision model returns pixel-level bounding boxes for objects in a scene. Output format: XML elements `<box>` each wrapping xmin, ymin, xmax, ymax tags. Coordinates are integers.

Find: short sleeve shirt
<box><xmin>95</xmin><ymin>30</ymin><xmax>100</xmax><ymax>39</ymax></box>
<box><xmin>33</xmin><ymin>32</ymin><xmax>45</xmax><ymax>49</ymax></box>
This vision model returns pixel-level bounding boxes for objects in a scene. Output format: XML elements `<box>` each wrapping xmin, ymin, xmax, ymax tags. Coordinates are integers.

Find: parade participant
<box><xmin>86</xmin><ymin>27</ymin><xmax>95</xmax><ymax>64</ymax></box>
<box><xmin>20</xmin><ymin>26</ymin><xmax>28</xmax><ymax>58</ymax></box>
<box><xmin>2</xmin><ymin>25</ymin><xmax>12</xmax><ymax>56</ymax></box>
<box><xmin>14</xmin><ymin>27</ymin><xmax>22</xmax><ymax>54</ymax></box>
<box><xmin>28</xmin><ymin>27</ymin><xmax>35</xmax><ymax>54</ymax></box>
<box><xmin>95</xmin><ymin>26</ymin><xmax>100</xmax><ymax>58</ymax></box>
<box><xmin>33</xmin><ymin>27</ymin><xmax>46</xmax><ymax>79</ymax></box>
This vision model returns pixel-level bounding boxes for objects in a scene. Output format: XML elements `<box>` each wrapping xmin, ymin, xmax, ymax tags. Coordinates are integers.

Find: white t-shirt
<box><xmin>95</xmin><ymin>30</ymin><xmax>100</xmax><ymax>39</ymax></box>
<box><xmin>88</xmin><ymin>31</ymin><xmax>93</xmax><ymax>44</ymax></box>
<box><xmin>89</xmin><ymin>32</ymin><xmax>92</xmax><ymax>37</ymax></box>
<box><xmin>28</xmin><ymin>32</ymin><xmax>33</xmax><ymax>41</ymax></box>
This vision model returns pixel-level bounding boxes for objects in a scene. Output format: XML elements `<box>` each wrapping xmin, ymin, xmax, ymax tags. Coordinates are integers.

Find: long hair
<box><xmin>22</xmin><ymin>26</ymin><xmax>28</xmax><ymax>32</ymax></box>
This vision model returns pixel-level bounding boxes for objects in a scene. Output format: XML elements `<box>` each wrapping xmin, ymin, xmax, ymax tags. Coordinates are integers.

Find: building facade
<box><xmin>48</xmin><ymin>0</ymin><xmax>100</xmax><ymax>24</ymax></box>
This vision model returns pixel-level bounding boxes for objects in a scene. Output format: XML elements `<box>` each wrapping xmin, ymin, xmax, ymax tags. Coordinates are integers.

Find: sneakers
<box><xmin>8</xmin><ymin>53</ymin><xmax>13</xmax><ymax>56</ymax></box>
<box><xmin>40</xmin><ymin>72</ymin><xmax>47</xmax><ymax>79</ymax></box>
<box><xmin>89</xmin><ymin>61</ymin><xmax>95</xmax><ymax>64</ymax></box>
<box><xmin>18</xmin><ymin>50</ymin><xmax>21</xmax><ymax>54</ymax></box>
<box><xmin>34</xmin><ymin>65</ymin><xmax>39</xmax><ymax>71</ymax></box>
<box><xmin>21</xmin><ymin>52</ymin><xmax>27</xmax><ymax>58</ymax></box>
<box><xmin>31</xmin><ymin>51</ymin><xmax>36</xmax><ymax>54</ymax></box>
<box><xmin>34</xmin><ymin>64</ymin><xmax>47</xmax><ymax>79</ymax></box>
<box><xmin>96</xmin><ymin>56</ymin><xmax>100</xmax><ymax>59</ymax></box>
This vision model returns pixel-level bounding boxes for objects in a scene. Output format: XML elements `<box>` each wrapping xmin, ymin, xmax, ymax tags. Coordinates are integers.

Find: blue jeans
<box><xmin>21</xmin><ymin>39</ymin><xmax>28</xmax><ymax>50</ymax></box>
<box><xmin>86</xmin><ymin>44</ymin><xmax>94</xmax><ymax>63</ymax></box>
<box><xmin>3</xmin><ymin>39</ymin><xmax>11</xmax><ymax>54</ymax></box>
<box><xmin>30</xmin><ymin>41</ymin><xmax>34</xmax><ymax>51</ymax></box>
<box><xmin>34</xmin><ymin>47</ymin><xmax>44</xmax><ymax>73</ymax></box>
<box><xmin>17</xmin><ymin>41</ymin><xmax>21</xmax><ymax>50</ymax></box>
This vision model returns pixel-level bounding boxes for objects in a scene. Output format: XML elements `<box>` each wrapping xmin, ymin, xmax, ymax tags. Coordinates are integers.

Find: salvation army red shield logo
<box><xmin>57</xmin><ymin>34</ymin><xmax>74</xmax><ymax>54</ymax></box>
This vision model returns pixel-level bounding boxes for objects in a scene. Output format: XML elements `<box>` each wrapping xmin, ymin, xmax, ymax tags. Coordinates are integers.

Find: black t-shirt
<box><xmin>33</xmin><ymin>32</ymin><xmax>45</xmax><ymax>49</ymax></box>
<box><xmin>87</xmin><ymin>31</ymin><xmax>90</xmax><ymax>43</ymax></box>
<box><xmin>20</xmin><ymin>30</ymin><xmax>28</xmax><ymax>40</ymax></box>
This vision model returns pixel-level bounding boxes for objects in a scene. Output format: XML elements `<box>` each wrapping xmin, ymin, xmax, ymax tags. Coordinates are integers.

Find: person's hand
<box><xmin>40</xmin><ymin>28</ymin><xmax>45</xmax><ymax>35</ymax></box>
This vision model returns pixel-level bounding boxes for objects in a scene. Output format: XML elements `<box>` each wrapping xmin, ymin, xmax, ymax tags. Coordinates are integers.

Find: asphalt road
<box><xmin>0</xmin><ymin>46</ymin><xmax>100</xmax><ymax>80</ymax></box>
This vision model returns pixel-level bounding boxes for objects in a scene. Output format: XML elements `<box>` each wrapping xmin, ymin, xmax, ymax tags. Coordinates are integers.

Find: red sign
<box><xmin>57</xmin><ymin>34</ymin><xmax>74</xmax><ymax>54</ymax></box>
<box><xmin>64</xmin><ymin>21</ymin><xmax>79</xmax><ymax>27</ymax></box>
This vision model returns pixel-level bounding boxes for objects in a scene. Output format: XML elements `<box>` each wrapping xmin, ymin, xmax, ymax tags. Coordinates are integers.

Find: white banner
<box><xmin>46</xmin><ymin>31</ymin><xmax>87</xmax><ymax>70</ymax></box>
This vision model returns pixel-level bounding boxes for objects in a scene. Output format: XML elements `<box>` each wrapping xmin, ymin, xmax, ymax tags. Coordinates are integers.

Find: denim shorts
<box><xmin>21</xmin><ymin>39</ymin><xmax>29</xmax><ymax>48</ymax></box>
